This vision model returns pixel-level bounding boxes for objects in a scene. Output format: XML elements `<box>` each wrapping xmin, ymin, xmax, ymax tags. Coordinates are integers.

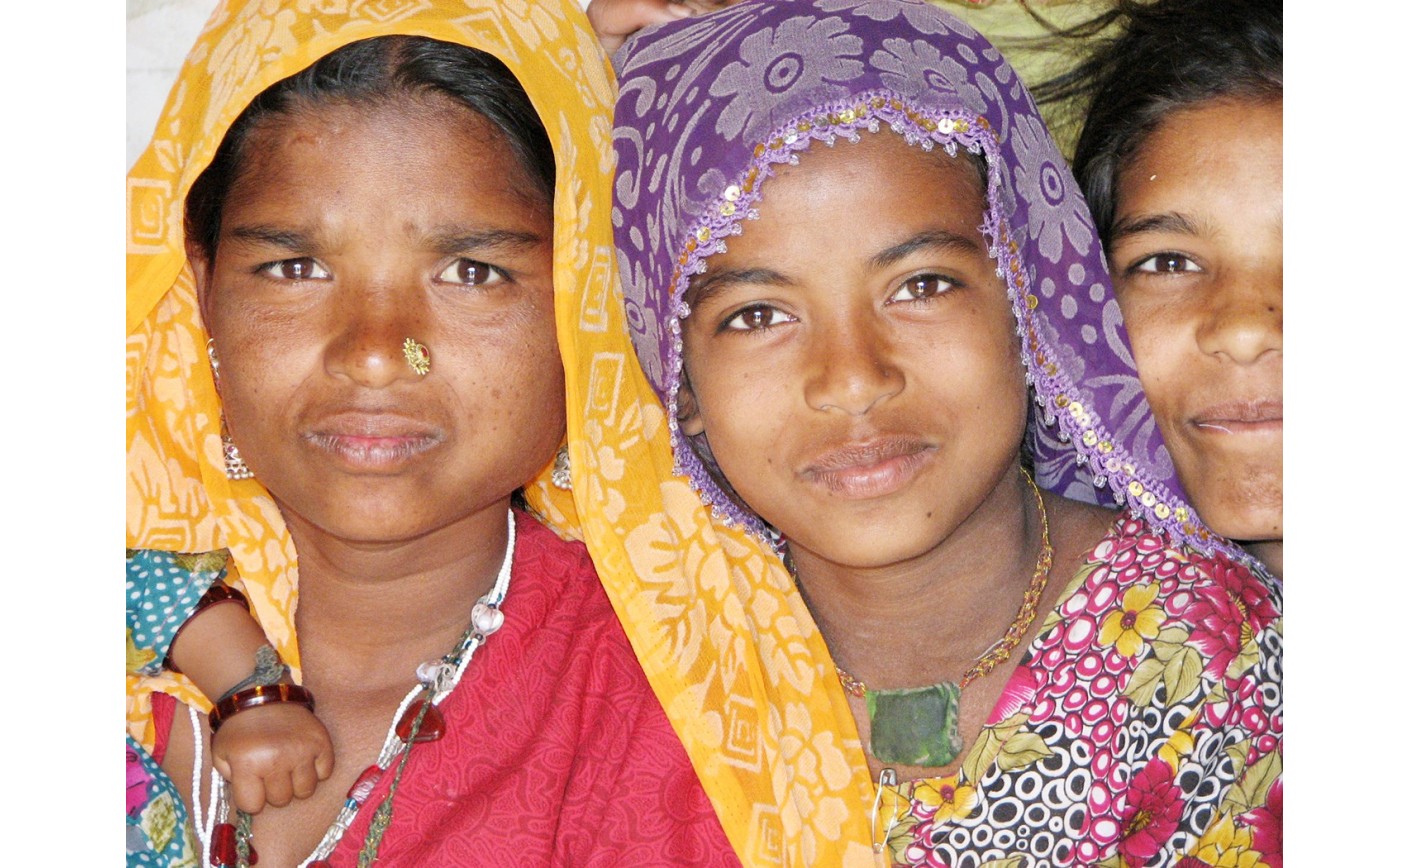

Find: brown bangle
<box><xmin>164</xmin><ymin>584</ymin><xmax>251</xmax><ymax>674</ymax></box>
<box><xmin>208</xmin><ymin>683</ymin><xmax>315</xmax><ymax>733</ymax></box>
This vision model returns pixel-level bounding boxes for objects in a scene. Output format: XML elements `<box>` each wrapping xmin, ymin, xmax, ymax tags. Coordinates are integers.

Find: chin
<box><xmin>1196</xmin><ymin>496</ymin><xmax>1282</xmax><ymax>546</ymax></box>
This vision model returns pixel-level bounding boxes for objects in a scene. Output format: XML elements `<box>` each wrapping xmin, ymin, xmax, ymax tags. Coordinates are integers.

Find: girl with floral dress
<box><xmin>610</xmin><ymin>1</ymin><xmax>1282</xmax><ymax>864</ymax></box>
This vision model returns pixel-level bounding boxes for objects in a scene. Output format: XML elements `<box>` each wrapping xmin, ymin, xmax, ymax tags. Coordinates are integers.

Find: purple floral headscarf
<box><xmin>612</xmin><ymin>0</ymin><xmax>1236</xmax><ymax>559</ymax></box>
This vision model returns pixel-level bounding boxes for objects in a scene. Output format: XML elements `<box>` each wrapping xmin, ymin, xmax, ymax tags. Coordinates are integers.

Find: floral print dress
<box><xmin>881</xmin><ymin>516</ymin><xmax>1282</xmax><ymax>868</ymax></box>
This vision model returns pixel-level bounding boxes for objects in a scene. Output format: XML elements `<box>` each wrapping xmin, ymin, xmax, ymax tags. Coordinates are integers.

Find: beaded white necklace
<box><xmin>190</xmin><ymin>508</ymin><xmax>517</xmax><ymax>868</ymax></box>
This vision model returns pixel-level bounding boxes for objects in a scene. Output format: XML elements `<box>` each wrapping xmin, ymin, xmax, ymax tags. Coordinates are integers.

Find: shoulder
<box><xmin>510</xmin><ymin>510</ymin><xmax>621</xmax><ymax>635</ymax></box>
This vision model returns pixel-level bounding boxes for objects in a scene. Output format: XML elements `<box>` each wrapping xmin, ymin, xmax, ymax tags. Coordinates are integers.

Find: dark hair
<box><xmin>1029</xmin><ymin>0</ymin><xmax>1281</xmax><ymax>244</ymax></box>
<box><xmin>185</xmin><ymin>36</ymin><xmax>555</xmax><ymax>259</ymax></box>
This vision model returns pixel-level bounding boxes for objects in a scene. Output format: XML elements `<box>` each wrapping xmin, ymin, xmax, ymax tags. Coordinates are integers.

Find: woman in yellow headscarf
<box><xmin>126</xmin><ymin>1</ymin><xmax>755</xmax><ymax>864</ymax></box>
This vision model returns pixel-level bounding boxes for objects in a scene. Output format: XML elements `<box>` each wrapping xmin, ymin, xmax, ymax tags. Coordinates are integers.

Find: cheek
<box><xmin>1117</xmin><ymin>302</ymin><xmax>1187</xmax><ymax>421</ymax></box>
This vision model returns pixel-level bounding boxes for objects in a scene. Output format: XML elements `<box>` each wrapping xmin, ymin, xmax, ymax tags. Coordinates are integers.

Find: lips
<box><xmin>801</xmin><ymin>435</ymin><xmax>934</xmax><ymax>499</ymax></box>
<box><xmin>1191</xmin><ymin>399</ymin><xmax>1282</xmax><ymax>434</ymax></box>
<box><xmin>303</xmin><ymin>412</ymin><xmax>443</xmax><ymax>470</ymax></box>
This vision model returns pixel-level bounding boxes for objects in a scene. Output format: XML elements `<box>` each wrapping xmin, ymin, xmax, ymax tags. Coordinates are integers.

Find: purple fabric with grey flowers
<box><xmin>611</xmin><ymin>0</ymin><xmax>1239</xmax><ymax>560</ymax></box>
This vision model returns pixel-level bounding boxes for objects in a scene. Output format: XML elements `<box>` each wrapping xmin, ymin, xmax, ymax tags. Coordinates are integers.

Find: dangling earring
<box><xmin>206</xmin><ymin>338</ymin><xmax>221</xmax><ymax>387</ymax></box>
<box><xmin>223</xmin><ymin>426</ymin><xmax>255</xmax><ymax>480</ymax></box>
<box><xmin>551</xmin><ymin>445</ymin><xmax>572</xmax><ymax>491</ymax></box>
<box><xmin>208</xmin><ymin>338</ymin><xmax>254</xmax><ymax>480</ymax></box>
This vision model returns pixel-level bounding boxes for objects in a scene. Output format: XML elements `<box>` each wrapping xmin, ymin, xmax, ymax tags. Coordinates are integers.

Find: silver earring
<box><xmin>551</xmin><ymin>445</ymin><xmax>572</xmax><ymax>491</ymax></box>
<box><xmin>222</xmin><ymin>426</ymin><xmax>254</xmax><ymax>480</ymax></box>
<box><xmin>206</xmin><ymin>338</ymin><xmax>220</xmax><ymax>386</ymax></box>
<box><xmin>208</xmin><ymin>338</ymin><xmax>251</xmax><ymax>479</ymax></box>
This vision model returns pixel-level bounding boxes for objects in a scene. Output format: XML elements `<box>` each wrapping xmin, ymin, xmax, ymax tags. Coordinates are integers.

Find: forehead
<box><xmin>714</xmin><ymin>131</ymin><xmax>989</xmax><ymax>261</ymax></box>
<box><xmin>224</xmin><ymin>95</ymin><xmax>547</xmax><ymax>223</ymax></box>
<box><xmin>1119</xmin><ymin>98</ymin><xmax>1282</xmax><ymax>214</ymax></box>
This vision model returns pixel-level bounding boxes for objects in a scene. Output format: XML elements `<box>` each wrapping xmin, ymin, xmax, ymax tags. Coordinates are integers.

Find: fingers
<box><xmin>229</xmin><ymin>772</ymin><xmax>269</xmax><ymax>815</ymax></box>
<box><xmin>315</xmin><ymin>743</ymin><xmax>335</xmax><ymax>781</ymax></box>
<box><xmin>291</xmin><ymin>762</ymin><xmax>321</xmax><ymax>801</ymax></box>
<box><xmin>262</xmin><ymin>769</ymin><xmax>296</xmax><ymax>809</ymax></box>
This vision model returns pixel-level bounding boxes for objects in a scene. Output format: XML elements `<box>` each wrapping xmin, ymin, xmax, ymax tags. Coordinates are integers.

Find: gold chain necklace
<box><xmin>833</xmin><ymin>468</ymin><xmax>1053</xmax><ymax>767</ymax></box>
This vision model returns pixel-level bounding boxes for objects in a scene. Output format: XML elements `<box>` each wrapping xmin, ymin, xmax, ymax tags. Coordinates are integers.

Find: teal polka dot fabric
<box><xmin>126</xmin><ymin>549</ymin><xmax>229</xmax><ymax>675</ymax></box>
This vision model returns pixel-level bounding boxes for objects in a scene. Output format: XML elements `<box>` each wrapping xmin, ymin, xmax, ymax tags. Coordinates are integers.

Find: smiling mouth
<box><xmin>802</xmin><ymin>436</ymin><xmax>934</xmax><ymax>499</ymax></box>
<box><xmin>1191</xmin><ymin>399</ymin><xmax>1282</xmax><ymax>435</ymax></box>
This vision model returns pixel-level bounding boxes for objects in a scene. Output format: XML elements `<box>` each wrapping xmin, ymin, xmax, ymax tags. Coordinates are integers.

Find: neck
<box><xmin>791</xmin><ymin>464</ymin><xmax>1044</xmax><ymax>688</ymax></box>
<box><xmin>282</xmin><ymin>500</ymin><xmax>513</xmax><ymax>676</ymax></box>
<box><xmin>1243</xmin><ymin>539</ymin><xmax>1282</xmax><ymax>579</ymax></box>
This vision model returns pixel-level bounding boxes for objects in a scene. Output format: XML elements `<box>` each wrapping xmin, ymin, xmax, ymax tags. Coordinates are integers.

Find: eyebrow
<box><xmin>686</xmin><ymin>229</ymin><xmax>985</xmax><ymax>308</ymax></box>
<box><xmin>423</xmin><ymin>227</ymin><xmax>546</xmax><ymax>256</ymax></box>
<box><xmin>686</xmin><ymin>267</ymin><xmax>794</xmax><ymax>308</ymax></box>
<box><xmin>868</xmin><ymin>229</ymin><xmax>983</xmax><ymax>270</ymax></box>
<box><xmin>221</xmin><ymin>225</ymin><xmax>546</xmax><ymax>256</ymax></box>
<box><xmin>1108</xmin><ymin>211</ymin><xmax>1201</xmax><ymax>244</ymax></box>
<box><xmin>224</xmin><ymin>225</ymin><xmax>314</xmax><ymax>251</ymax></box>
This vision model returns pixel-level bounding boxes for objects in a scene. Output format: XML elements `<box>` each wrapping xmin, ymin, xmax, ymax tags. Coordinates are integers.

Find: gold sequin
<box><xmin>721</xmin><ymin>202</ymin><xmax>736</xmax><ymax>216</ymax></box>
<box><xmin>724</xmin><ymin>185</ymin><xmax>741</xmax><ymax>202</ymax></box>
<box><xmin>1140</xmin><ymin>491</ymin><xmax>1157</xmax><ymax>508</ymax></box>
<box><xmin>1128</xmin><ymin>480</ymin><xmax>1145</xmax><ymax>497</ymax></box>
<box><xmin>1082</xmin><ymin>430</ymin><xmax>1098</xmax><ymax>446</ymax></box>
<box><xmin>1097</xmin><ymin>440</ymin><xmax>1113</xmax><ymax>454</ymax></box>
<box><xmin>1154</xmin><ymin>503</ymin><xmax>1171</xmax><ymax>520</ymax></box>
<box><xmin>1026</xmin><ymin>294</ymin><xmax>1039</xmax><ymax>310</ymax></box>
<box><xmin>1055</xmin><ymin>395</ymin><xmax>1070</xmax><ymax>408</ymax></box>
<box><xmin>696</xmin><ymin>227</ymin><xmax>711</xmax><ymax>242</ymax></box>
<box><xmin>839</xmin><ymin>108</ymin><xmax>856</xmax><ymax>123</ymax></box>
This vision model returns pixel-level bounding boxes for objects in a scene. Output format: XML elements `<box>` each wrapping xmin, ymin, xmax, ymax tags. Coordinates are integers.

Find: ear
<box><xmin>186</xmin><ymin>237</ymin><xmax>216</xmax><ymax>329</ymax></box>
<box><xmin>677</xmin><ymin>372</ymin><xmax>706</xmax><ymax>437</ymax></box>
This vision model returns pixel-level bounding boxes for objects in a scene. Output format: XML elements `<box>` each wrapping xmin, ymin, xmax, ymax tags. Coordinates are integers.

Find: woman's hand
<box><xmin>588</xmin><ymin>0</ymin><xmax>738</xmax><ymax>53</ymax></box>
<box><xmin>211</xmin><ymin>703</ymin><xmax>335</xmax><ymax>814</ymax></box>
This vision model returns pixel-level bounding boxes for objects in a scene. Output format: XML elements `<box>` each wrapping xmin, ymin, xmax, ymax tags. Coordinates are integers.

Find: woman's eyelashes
<box><xmin>258</xmin><ymin>257</ymin><xmax>330</xmax><ymax>281</ymax></box>
<box><xmin>252</xmin><ymin>256</ymin><xmax>508</xmax><ymax>286</ymax></box>
<box><xmin>1126</xmin><ymin>251</ymin><xmax>1205</xmax><ymax>277</ymax></box>
<box><xmin>436</xmin><ymin>257</ymin><xmax>507</xmax><ymax>287</ymax></box>
<box><xmin>719</xmin><ymin>303</ymin><xmax>795</xmax><ymax>333</ymax></box>
<box><xmin>888</xmin><ymin>272</ymin><xmax>956</xmax><ymax>303</ymax></box>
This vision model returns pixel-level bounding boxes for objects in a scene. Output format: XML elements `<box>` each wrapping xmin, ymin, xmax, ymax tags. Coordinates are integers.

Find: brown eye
<box><xmin>261</xmin><ymin>258</ymin><xmax>329</xmax><ymax>280</ymax></box>
<box><xmin>890</xmin><ymin>273</ymin><xmax>954</xmax><ymax>302</ymax></box>
<box><xmin>722</xmin><ymin>304</ymin><xmax>793</xmax><ymax>332</ymax></box>
<box><xmin>1132</xmin><ymin>252</ymin><xmax>1204</xmax><ymax>275</ymax></box>
<box><xmin>437</xmin><ymin>258</ymin><xmax>503</xmax><ymax>286</ymax></box>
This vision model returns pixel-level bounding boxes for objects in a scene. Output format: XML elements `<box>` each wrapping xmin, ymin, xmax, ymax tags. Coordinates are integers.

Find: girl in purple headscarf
<box><xmin>612</xmin><ymin>1</ymin><xmax>1281</xmax><ymax>864</ymax></box>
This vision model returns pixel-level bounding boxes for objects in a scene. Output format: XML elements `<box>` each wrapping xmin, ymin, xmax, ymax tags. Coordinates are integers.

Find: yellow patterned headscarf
<box><xmin>127</xmin><ymin>0</ymin><xmax>872</xmax><ymax>862</ymax></box>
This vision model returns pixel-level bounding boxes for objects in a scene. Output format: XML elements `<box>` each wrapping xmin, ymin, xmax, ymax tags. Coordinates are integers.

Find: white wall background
<box><xmin>127</xmin><ymin>0</ymin><xmax>595</xmax><ymax>170</ymax></box>
<box><xmin>128</xmin><ymin>0</ymin><xmax>220</xmax><ymax>169</ymax></box>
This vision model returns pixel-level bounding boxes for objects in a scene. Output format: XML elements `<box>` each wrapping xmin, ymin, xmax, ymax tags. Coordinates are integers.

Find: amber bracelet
<box><xmin>208</xmin><ymin>683</ymin><xmax>316</xmax><ymax>733</ymax></box>
<box><xmin>164</xmin><ymin>583</ymin><xmax>251</xmax><ymax>674</ymax></box>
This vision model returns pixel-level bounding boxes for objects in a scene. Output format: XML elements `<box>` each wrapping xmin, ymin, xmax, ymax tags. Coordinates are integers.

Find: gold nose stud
<box><xmin>402</xmin><ymin>338</ymin><xmax>430</xmax><ymax>376</ymax></box>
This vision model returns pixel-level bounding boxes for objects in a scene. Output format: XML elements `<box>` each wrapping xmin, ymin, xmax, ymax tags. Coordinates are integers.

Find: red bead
<box><xmin>308</xmin><ymin>863</ymin><xmax>331</xmax><ymax>868</ymax></box>
<box><xmin>346</xmin><ymin>764</ymin><xmax>384</xmax><ymax>804</ymax></box>
<box><xmin>247</xmin><ymin>844</ymin><xmax>259</xmax><ymax>865</ymax></box>
<box><xmin>211</xmin><ymin>823</ymin><xmax>237</xmax><ymax>866</ymax></box>
<box><xmin>395</xmin><ymin>699</ymin><xmax>445</xmax><ymax>743</ymax></box>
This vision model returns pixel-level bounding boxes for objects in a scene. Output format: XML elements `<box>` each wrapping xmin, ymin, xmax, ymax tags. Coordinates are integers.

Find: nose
<box><xmin>324</xmin><ymin>285</ymin><xmax>431</xmax><ymax>388</ymax></box>
<box><xmin>1195</xmin><ymin>264</ymin><xmax>1282</xmax><ymax>365</ymax></box>
<box><xmin>803</xmin><ymin>316</ymin><xmax>903</xmax><ymax>415</ymax></box>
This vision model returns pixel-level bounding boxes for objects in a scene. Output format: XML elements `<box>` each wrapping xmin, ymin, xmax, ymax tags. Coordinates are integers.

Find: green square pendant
<box><xmin>866</xmin><ymin>682</ymin><xmax>964</xmax><ymax>766</ymax></box>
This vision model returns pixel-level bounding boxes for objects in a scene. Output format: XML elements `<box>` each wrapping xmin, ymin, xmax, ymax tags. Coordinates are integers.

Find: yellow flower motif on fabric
<box><xmin>1097</xmin><ymin>583</ymin><xmax>1165</xmax><ymax>657</ymax></box>
<box><xmin>141</xmin><ymin>792</ymin><xmax>180</xmax><ymax>854</ymax></box>
<box><xmin>1184</xmin><ymin>813</ymin><xmax>1268</xmax><ymax>868</ymax></box>
<box><xmin>913</xmin><ymin>774</ymin><xmax>979</xmax><ymax>824</ymax></box>
<box><xmin>1157</xmin><ymin>707</ymin><xmax>1200</xmax><ymax>769</ymax></box>
<box><xmin>127</xmin><ymin>629</ymin><xmax>158</xmax><ymax>674</ymax></box>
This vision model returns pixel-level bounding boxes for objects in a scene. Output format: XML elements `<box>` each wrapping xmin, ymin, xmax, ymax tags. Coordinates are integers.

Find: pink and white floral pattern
<box><xmin>889</xmin><ymin>516</ymin><xmax>1281</xmax><ymax>867</ymax></box>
